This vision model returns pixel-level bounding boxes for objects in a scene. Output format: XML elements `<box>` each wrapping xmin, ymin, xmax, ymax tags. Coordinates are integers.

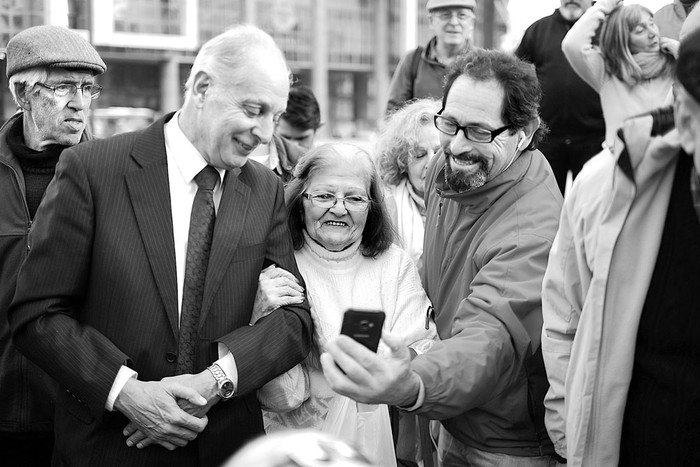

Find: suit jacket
<box><xmin>8</xmin><ymin>113</ymin><xmax>313</xmax><ymax>467</ymax></box>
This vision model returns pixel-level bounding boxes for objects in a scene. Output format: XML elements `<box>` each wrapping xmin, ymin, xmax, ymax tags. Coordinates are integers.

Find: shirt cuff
<box><xmin>216</xmin><ymin>343</ymin><xmax>239</xmax><ymax>393</ymax></box>
<box><xmin>106</xmin><ymin>365</ymin><xmax>138</xmax><ymax>411</ymax></box>
<box><xmin>398</xmin><ymin>372</ymin><xmax>425</xmax><ymax>412</ymax></box>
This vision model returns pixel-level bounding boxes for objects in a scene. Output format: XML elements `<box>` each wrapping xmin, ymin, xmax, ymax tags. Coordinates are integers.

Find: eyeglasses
<box><xmin>432</xmin><ymin>8</ymin><xmax>475</xmax><ymax>21</ymax></box>
<box><xmin>303</xmin><ymin>192</ymin><xmax>370</xmax><ymax>212</ymax></box>
<box><xmin>434</xmin><ymin>114</ymin><xmax>513</xmax><ymax>143</ymax></box>
<box><xmin>35</xmin><ymin>82</ymin><xmax>102</xmax><ymax>100</ymax></box>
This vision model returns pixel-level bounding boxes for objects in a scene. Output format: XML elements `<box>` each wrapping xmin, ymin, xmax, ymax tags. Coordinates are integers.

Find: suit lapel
<box><xmin>125</xmin><ymin>114</ymin><xmax>180</xmax><ymax>337</ymax></box>
<box><xmin>199</xmin><ymin>170</ymin><xmax>251</xmax><ymax>328</ymax></box>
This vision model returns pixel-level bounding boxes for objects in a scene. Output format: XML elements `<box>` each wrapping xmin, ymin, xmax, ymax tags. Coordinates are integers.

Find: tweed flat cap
<box><xmin>677</xmin><ymin>28</ymin><xmax>700</xmax><ymax>105</ymax></box>
<box><xmin>426</xmin><ymin>0</ymin><xmax>476</xmax><ymax>12</ymax></box>
<box><xmin>6</xmin><ymin>25</ymin><xmax>106</xmax><ymax>78</ymax></box>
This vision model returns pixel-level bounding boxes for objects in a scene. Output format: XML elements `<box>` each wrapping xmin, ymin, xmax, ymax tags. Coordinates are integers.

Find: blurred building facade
<box><xmin>0</xmin><ymin>0</ymin><xmax>508</xmax><ymax>138</ymax></box>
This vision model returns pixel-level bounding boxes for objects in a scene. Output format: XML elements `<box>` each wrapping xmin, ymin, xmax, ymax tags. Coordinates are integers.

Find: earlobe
<box><xmin>677</xmin><ymin>112</ymin><xmax>696</xmax><ymax>155</ymax></box>
<box><xmin>192</xmin><ymin>71</ymin><xmax>211</xmax><ymax>106</ymax></box>
<box><xmin>14</xmin><ymin>84</ymin><xmax>31</xmax><ymax>111</ymax></box>
<box><xmin>676</xmin><ymin>98</ymin><xmax>698</xmax><ymax>155</ymax></box>
<box><xmin>517</xmin><ymin>130</ymin><xmax>527</xmax><ymax>151</ymax></box>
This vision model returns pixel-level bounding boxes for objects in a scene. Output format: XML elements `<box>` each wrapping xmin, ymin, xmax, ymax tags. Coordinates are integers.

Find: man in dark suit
<box><xmin>8</xmin><ymin>24</ymin><xmax>313</xmax><ymax>467</ymax></box>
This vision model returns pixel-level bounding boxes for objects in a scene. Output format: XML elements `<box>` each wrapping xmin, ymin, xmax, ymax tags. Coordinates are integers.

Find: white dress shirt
<box><xmin>106</xmin><ymin>112</ymin><xmax>238</xmax><ymax>410</ymax></box>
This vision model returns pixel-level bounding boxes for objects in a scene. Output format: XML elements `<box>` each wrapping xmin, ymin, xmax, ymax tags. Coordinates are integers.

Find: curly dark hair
<box><xmin>285</xmin><ymin>143</ymin><xmax>394</xmax><ymax>258</ymax></box>
<box><xmin>441</xmin><ymin>47</ymin><xmax>548</xmax><ymax>151</ymax></box>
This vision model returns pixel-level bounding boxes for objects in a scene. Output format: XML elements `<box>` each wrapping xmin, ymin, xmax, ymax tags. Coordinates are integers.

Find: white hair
<box><xmin>7</xmin><ymin>67</ymin><xmax>48</xmax><ymax>107</ymax></box>
<box><xmin>184</xmin><ymin>24</ymin><xmax>291</xmax><ymax>97</ymax></box>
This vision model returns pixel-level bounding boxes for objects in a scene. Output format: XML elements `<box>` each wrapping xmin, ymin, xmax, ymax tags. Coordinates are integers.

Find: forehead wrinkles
<box><xmin>46</xmin><ymin>69</ymin><xmax>94</xmax><ymax>84</ymax></box>
<box><xmin>444</xmin><ymin>76</ymin><xmax>505</xmax><ymax>127</ymax></box>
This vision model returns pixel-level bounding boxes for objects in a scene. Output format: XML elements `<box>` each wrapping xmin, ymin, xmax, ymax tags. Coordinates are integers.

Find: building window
<box><xmin>92</xmin><ymin>0</ymin><xmax>198</xmax><ymax>50</ymax></box>
<box><xmin>0</xmin><ymin>0</ymin><xmax>44</xmax><ymax>48</ymax></box>
<box><xmin>256</xmin><ymin>0</ymin><xmax>312</xmax><ymax>67</ymax></box>
<box><xmin>198</xmin><ymin>0</ymin><xmax>242</xmax><ymax>42</ymax></box>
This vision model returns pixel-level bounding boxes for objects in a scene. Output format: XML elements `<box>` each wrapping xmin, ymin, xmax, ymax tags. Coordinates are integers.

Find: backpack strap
<box><xmin>410</xmin><ymin>46</ymin><xmax>424</xmax><ymax>87</ymax></box>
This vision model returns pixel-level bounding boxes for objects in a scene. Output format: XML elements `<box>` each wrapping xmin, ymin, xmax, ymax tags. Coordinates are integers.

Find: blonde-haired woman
<box><xmin>375</xmin><ymin>98</ymin><xmax>441</xmax><ymax>270</ymax></box>
<box><xmin>562</xmin><ymin>0</ymin><xmax>678</xmax><ymax>151</ymax></box>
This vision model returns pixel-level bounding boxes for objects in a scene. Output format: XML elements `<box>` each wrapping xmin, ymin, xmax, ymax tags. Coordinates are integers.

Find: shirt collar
<box><xmin>164</xmin><ymin>111</ymin><xmax>225</xmax><ymax>187</ymax></box>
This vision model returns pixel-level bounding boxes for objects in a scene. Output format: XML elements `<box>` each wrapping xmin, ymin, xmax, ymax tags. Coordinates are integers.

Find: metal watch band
<box><xmin>208</xmin><ymin>363</ymin><xmax>227</xmax><ymax>381</ymax></box>
<box><xmin>207</xmin><ymin>363</ymin><xmax>235</xmax><ymax>399</ymax></box>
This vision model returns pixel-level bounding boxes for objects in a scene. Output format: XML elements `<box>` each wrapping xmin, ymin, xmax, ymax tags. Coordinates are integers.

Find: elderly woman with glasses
<box><xmin>251</xmin><ymin>143</ymin><xmax>437</xmax><ymax>466</ymax></box>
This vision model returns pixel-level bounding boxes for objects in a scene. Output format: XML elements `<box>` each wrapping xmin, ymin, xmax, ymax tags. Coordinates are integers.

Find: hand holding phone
<box><xmin>340</xmin><ymin>309</ymin><xmax>385</xmax><ymax>352</ymax></box>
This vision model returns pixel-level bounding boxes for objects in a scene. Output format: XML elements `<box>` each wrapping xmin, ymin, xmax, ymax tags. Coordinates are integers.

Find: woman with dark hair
<box><xmin>562</xmin><ymin>0</ymin><xmax>678</xmax><ymax>151</ymax></box>
<box><xmin>253</xmin><ymin>143</ymin><xmax>436</xmax><ymax>466</ymax></box>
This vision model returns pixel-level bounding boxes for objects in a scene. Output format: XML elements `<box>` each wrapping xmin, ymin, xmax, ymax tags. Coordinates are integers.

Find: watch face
<box><xmin>221</xmin><ymin>381</ymin><xmax>235</xmax><ymax>398</ymax></box>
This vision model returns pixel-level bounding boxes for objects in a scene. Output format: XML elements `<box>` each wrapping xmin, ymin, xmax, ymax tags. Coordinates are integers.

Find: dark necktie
<box><xmin>176</xmin><ymin>165</ymin><xmax>219</xmax><ymax>374</ymax></box>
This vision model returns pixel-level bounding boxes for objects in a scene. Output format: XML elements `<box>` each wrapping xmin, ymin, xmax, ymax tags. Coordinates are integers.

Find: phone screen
<box><xmin>340</xmin><ymin>309</ymin><xmax>385</xmax><ymax>352</ymax></box>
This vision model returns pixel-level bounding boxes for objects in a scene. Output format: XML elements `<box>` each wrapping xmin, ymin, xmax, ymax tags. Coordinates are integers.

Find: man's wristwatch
<box><xmin>207</xmin><ymin>363</ymin><xmax>235</xmax><ymax>400</ymax></box>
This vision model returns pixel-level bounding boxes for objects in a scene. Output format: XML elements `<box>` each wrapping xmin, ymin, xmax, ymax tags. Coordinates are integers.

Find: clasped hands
<box><xmin>114</xmin><ymin>370</ymin><xmax>218</xmax><ymax>451</ymax></box>
<box><xmin>113</xmin><ymin>264</ymin><xmax>305</xmax><ymax>451</ymax></box>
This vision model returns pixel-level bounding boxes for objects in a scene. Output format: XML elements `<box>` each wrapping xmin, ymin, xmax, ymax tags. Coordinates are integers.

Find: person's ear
<box><xmin>13</xmin><ymin>83</ymin><xmax>32</xmax><ymax>111</ymax></box>
<box><xmin>517</xmin><ymin>117</ymin><xmax>540</xmax><ymax>152</ymax></box>
<box><xmin>675</xmin><ymin>95</ymin><xmax>699</xmax><ymax>156</ymax></box>
<box><xmin>191</xmin><ymin>71</ymin><xmax>212</xmax><ymax>107</ymax></box>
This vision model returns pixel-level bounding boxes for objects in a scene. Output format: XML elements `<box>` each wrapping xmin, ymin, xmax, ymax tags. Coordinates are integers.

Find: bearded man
<box><xmin>321</xmin><ymin>48</ymin><xmax>564</xmax><ymax>467</ymax></box>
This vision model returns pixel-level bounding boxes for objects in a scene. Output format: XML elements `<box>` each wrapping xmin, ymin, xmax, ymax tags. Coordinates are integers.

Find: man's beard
<box><xmin>444</xmin><ymin>152</ymin><xmax>489</xmax><ymax>192</ymax></box>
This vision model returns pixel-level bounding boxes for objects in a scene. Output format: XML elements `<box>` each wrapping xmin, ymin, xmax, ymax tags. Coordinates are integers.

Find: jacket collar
<box><xmin>0</xmin><ymin>112</ymin><xmax>23</xmax><ymax>168</ymax></box>
<box><xmin>615</xmin><ymin>106</ymin><xmax>679</xmax><ymax>184</ymax></box>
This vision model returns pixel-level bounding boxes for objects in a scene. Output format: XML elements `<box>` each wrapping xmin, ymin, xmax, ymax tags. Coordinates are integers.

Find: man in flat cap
<box><xmin>0</xmin><ymin>24</ymin><xmax>105</xmax><ymax>465</ymax></box>
<box><xmin>541</xmin><ymin>12</ymin><xmax>700</xmax><ymax>465</ymax></box>
<box><xmin>385</xmin><ymin>0</ymin><xmax>475</xmax><ymax>115</ymax></box>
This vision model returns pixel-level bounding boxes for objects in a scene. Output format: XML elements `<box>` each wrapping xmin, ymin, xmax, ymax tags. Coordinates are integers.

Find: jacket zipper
<box><xmin>4</xmin><ymin>163</ymin><xmax>33</xmax><ymax>250</ymax></box>
<box><xmin>1</xmin><ymin>160</ymin><xmax>32</xmax><ymax>426</ymax></box>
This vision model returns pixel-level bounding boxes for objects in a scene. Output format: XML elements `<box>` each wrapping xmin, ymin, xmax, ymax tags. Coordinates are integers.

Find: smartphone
<box><xmin>340</xmin><ymin>309</ymin><xmax>385</xmax><ymax>352</ymax></box>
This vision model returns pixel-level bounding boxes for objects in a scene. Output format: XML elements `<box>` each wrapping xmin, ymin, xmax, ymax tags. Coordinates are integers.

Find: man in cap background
<box><xmin>385</xmin><ymin>0</ymin><xmax>476</xmax><ymax>115</ymax></box>
<box><xmin>0</xmin><ymin>25</ymin><xmax>105</xmax><ymax>465</ymax></box>
<box><xmin>541</xmin><ymin>7</ymin><xmax>700</xmax><ymax>464</ymax></box>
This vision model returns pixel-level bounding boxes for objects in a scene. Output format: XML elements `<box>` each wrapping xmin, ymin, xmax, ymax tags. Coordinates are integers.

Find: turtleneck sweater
<box><xmin>6</xmin><ymin>117</ymin><xmax>67</xmax><ymax>219</ymax></box>
<box><xmin>264</xmin><ymin>231</ymin><xmax>436</xmax><ymax>461</ymax></box>
<box><xmin>295</xmin><ymin>231</ymin><xmax>435</xmax><ymax>360</ymax></box>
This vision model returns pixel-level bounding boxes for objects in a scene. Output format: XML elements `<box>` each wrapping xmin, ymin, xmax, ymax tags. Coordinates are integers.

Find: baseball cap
<box><xmin>426</xmin><ymin>0</ymin><xmax>476</xmax><ymax>12</ymax></box>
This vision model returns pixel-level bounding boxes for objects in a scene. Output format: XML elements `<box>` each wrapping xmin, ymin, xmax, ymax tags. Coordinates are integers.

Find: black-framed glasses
<box><xmin>35</xmin><ymin>82</ymin><xmax>102</xmax><ymax>100</ymax></box>
<box><xmin>432</xmin><ymin>8</ymin><xmax>475</xmax><ymax>21</ymax></box>
<box><xmin>303</xmin><ymin>192</ymin><xmax>370</xmax><ymax>212</ymax></box>
<box><xmin>434</xmin><ymin>114</ymin><xmax>512</xmax><ymax>143</ymax></box>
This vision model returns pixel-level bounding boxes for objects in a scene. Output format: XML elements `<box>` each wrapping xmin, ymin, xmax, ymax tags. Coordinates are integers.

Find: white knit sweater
<box><xmin>264</xmin><ymin>233</ymin><xmax>436</xmax><ymax>444</ymax></box>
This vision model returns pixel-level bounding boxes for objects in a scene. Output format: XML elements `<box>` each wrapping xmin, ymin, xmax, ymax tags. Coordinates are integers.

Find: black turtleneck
<box><xmin>6</xmin><ymin>116</ymin><xmax>68</xmax><ymax>219</ymax></box>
